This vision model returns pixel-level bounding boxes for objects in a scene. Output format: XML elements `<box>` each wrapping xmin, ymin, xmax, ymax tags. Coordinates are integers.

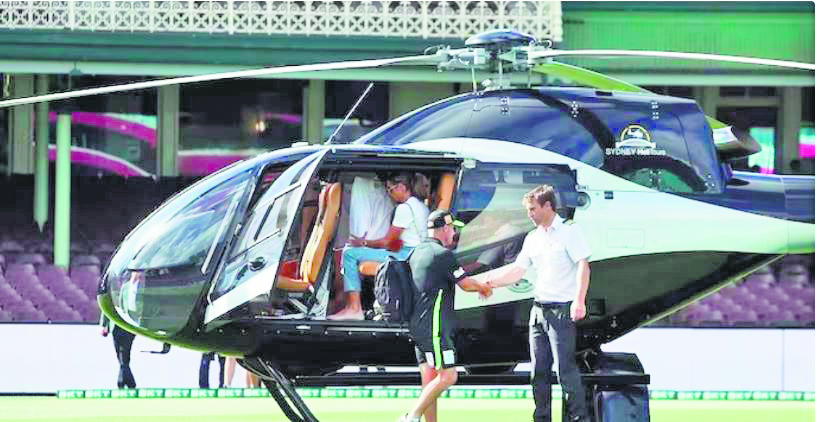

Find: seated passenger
<box><xmin>349</xmin><ymin>176</ymin><xmax>396</xmax><ymax>243</ymax></box>
<box><xmin>329</xmin><ymin>173</ymin><xmax>430</xmax><ymax>320</ymax></box>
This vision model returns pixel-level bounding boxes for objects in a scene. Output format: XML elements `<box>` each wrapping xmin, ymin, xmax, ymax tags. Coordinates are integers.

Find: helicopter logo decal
<box><xmin>507</xmin><ymin>278</ymin><xmax>534</xmax><ymax>294</ymax></box>
<box><xmin>606</xmin><ymin>124</ymin><xmax>666</xmax><ymax>156</ymax></box>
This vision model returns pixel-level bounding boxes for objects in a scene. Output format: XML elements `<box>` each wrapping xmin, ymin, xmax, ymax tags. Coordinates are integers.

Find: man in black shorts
<box><xmin>397</xmin><ymin>209</ymin><xmax>493</xmax><ymax>422</ymax></box>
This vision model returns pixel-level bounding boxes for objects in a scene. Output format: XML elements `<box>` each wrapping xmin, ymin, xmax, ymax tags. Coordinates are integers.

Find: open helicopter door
<box><xmin>204</xmin><ymin>149</ymin><xmax>329</xmax><ymax>325</ymax></box>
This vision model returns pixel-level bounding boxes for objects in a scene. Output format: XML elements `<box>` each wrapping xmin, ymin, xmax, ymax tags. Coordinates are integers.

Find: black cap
<box><xmin>427</xmin><ymin>209</ymin><xmax>465</xmax><ymax>229</ymax></box>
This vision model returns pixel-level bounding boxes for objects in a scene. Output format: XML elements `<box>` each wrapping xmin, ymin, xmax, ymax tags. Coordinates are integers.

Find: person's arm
<box><xmin>485</xmin><ymin>266</ymin><xmax>526</xmax><ymax>289</ymax></box>
<box><xmin>570</xmin><ymin>259</ymin><xmax>591</xmax><ymax>321</ymax></box>
<box><xmin>483</xmin><ymin>231</ymin><xmax>531</xmax><ymax>288</ymax></box>
<box><xmin>440</xmin><ymin>250</ymin><xmax>491</xmax><ymax>298</ymax></box>
<box><xmin>99</xmin><ymin>314</ymin><xmax>110</xmax><ymax>337</ymax></box>
<box><xmin>362</xmin><ymin>226</ymin><xmax>404</xmax><ymax>251</ymax></box>
<box><xmin>457</xmin><ymin>277</ymin><xmax>492</xmax><ymax>298</ymax></box>
<box><xmin>566</xmin><ymin>224</ymin><xmax>592</xmax><ymax>321</ymax></box>
<box><xmin>351</xmin><ymin>202</ymin><xmax>410</xmax><ymax>251</ymax></box>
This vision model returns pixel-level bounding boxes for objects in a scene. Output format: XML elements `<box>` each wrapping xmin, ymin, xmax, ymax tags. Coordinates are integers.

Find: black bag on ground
<box><xmin>374</xmin><ymin>252</ymin><xmax>416</xmax><ymax>322</ymax></box>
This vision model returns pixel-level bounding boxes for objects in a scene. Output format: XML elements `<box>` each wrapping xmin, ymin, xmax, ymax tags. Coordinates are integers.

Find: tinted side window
<box><xmin>355</xmin><ymin>98</ymin><xmax>473</xmax><ymax>145</ymax></box>
<box><xmin>467</xmin><ymin>96</ymin><xmax>603</xmax><ymax>167</ymax></box>
<box><xmin>596</xmin><ymin>109</ymin><xmax>706</xmax><ymax>193</ymax></box>
<box><xmin>453</xmin><ymin>163</ymin><xmax>577</xmax><ymax>272</ymax></box>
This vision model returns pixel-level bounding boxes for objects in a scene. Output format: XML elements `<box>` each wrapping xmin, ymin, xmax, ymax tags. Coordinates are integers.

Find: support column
<box><xmin>34</xmin><ymin>75</ymin><xmax>50</xmax><ymax>231</ymax></box>
<box><xmin>694</xmin><ymin>86</ymin><xmax>719</xmax><ymax>119</ymax></box>
<box><xmin>54</xmin><ymin>112</ymin><xmax>71</xmax><ymax>270</ymax></box>
<box><xmin>157</xmin><ymin>84</ymin><xmax>179</xmax><ymax>177</ymax></box>
<box><xmin>303</xmin><ymin>80</ymin><xmax>325</xmax><ymax>144</ymax></box>
<box><xmin>8</xmin><ymin>74</ymin><xmax>35</xmax><ymax>175</ymax></box>
<box><xmin>388</xmin><ymin>82</ymin><xmax>455</xmax><ymax>119</ymax></box>
<box><xmin>776</xmin><ymin>87</ymin><xmax>802</xmax><ymax>174</ymax></box>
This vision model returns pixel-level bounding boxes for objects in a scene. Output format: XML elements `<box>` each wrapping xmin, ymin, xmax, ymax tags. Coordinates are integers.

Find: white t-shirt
<box><xmin>513</xmin><ymin>215</ymin><xmax>591</xmax><ymax>303</ymax></box>
<box><xmin>392</xmin><ymin>196</ymin><xmax>429</xmax><ymax>248</ymax></box>
<box><xmin>349</xmin><ymin>176</ymin><xmax>395</xmax><ymax>240</ymax></box>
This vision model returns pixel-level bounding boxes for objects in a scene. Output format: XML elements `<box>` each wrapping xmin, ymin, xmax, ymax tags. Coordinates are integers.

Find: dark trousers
<box><xmin>529</xmin><ymin>303</ymin><xmax>588</xmax><ymax>422</ymax></box>
<box><xmin>199</xmin><ymin>352</ymin><xmax>226</xmax><ymax>388</ymax></box>
<box><xmin>112</xmin><ymin>325</ymin><xmax>136</xmax><ymax>389</ymax></box>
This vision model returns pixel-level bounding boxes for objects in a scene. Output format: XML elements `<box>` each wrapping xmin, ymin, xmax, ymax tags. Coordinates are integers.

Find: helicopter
<box><xmin>1</xmin><ymin>29</ymin><xmax>814</xmax><ymax>422</ymax></box>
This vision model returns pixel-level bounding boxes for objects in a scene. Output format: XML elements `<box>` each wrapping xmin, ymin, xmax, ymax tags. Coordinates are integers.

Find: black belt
<box><xmin>533</xmin><ymin>301</ymin><xmax>570</xmax><ymax>308</ymax></box>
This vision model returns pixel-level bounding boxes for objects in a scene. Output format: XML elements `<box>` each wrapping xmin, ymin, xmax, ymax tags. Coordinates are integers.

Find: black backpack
<box><xmin>374</xmin><ymin>251</ymin><xmax>416</xmax><ymax>322</ymax></box>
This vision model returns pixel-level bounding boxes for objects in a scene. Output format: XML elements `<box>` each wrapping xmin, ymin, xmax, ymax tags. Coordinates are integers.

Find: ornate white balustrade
<box><xmin>0</xmin><ymin>1</ymin><xmax>561</xmax><ymax>41</ymax></box>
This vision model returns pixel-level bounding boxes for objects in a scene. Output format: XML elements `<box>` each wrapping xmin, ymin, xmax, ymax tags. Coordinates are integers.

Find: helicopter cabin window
<box><xmin>466</xmin><ymin>94</ymin><xmax>604</xmax><ymax>168</ymax></box>
<box><xmin>453</xmin><ymin>163</ymin><xmax>577</xmax><ymax>275</ymax></box>
<box><xmin>354</xmin><ymin>96</ymin><xmax>474</xmax><ymax>145</ymax></box>
<box><xmin>594</xmin><ymin>109</ymin><xmax>707</xmax><ymax>193</ymax></box>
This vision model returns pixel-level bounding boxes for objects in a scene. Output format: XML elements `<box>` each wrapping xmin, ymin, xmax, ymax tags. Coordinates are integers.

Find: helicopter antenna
<box><xmin>326</xmin><ymin>82</ymin><xmax>374</xmax><ymax>145</ymax></box>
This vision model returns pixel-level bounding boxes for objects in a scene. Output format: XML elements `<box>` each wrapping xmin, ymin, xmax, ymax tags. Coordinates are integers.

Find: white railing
<box><xmin>0</xmin><ymin>1</ymin><xmax>562</xmax><ymax>41</ymax></box>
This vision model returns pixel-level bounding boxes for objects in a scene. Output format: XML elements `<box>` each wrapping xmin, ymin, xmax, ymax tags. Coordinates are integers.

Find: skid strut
<box><xmin>245</xmin><ymin>356</ymin><xmax>320</xmax><ymax>422</ymax></box>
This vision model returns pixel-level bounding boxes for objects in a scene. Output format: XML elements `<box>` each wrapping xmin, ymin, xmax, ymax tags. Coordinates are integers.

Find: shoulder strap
<box><xmin>404</xmin><ymin>198</ymin><xmax>424</xmax><ymax>240</ymax></box>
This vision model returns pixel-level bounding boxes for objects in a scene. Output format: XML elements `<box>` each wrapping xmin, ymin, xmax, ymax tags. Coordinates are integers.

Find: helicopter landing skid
<box><xmin>248</xmin><ymin>356</ymin><xmax>320</xmax><ymax>422</ymax></box>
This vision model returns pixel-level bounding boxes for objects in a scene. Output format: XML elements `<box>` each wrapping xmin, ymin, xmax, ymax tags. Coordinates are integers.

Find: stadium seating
<box><xmin>679</xmin><ymin>261</ymin><xmax>815</xmax><ymax>328</ymax></box>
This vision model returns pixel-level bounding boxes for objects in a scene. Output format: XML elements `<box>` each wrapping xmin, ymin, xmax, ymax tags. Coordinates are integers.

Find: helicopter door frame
<box><xmin>203</xmin><ymin>149</ymin><xmax>330</xmax><ymax>324</ymax></box>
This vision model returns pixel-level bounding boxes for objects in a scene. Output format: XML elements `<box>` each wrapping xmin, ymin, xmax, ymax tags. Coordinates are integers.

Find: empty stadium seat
<box><xmin>0</xmin><ymin>240</ymin><xmax>24</xmax><ymax>253</ymax></box>
<box><xmin>726</xmin><ymin>309</ymin><xmax>758</xmax><ymax>326</ymax></box>
<box><xmin>6</xmin><ymin>263</ymin><xmax>36</xmax><ymax>278</ymax></box>
<box><xmin>72</xmin><ymin>254</ymin><xmax>101</xmax><ymax>267</ymax></box>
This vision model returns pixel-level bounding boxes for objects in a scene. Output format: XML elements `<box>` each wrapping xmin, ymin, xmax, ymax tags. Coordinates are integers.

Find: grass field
<box><xmin>0</xmin><ymin>397</ymin><xmax>814</xmax><ymax>422</ymax></box>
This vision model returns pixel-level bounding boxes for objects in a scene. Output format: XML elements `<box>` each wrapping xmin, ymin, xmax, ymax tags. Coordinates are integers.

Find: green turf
<box><xmin>0</xmin><ymin>397</ymin><xmax>813</xmax><ymax>422</ymax></box>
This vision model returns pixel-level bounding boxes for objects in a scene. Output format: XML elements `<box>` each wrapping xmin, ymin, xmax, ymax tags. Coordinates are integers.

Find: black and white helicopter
<box><xmin>2</xmin><ymin>29</ymin><xmax>814</xmax><ymax>422</ymax></box>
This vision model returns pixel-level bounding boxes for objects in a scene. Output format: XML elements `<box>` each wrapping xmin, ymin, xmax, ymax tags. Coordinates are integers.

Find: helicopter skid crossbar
<box><xmin>246</xmin><ymin>356</ymin><xmax>321</xmax><ymax>422</ymax></box>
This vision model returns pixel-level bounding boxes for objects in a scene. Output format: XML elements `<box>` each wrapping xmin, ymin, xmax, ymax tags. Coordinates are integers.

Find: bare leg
<box><xmin>419</xmin><ymin>363</ymin><xmax>439</xmax><ymax>422</ymax></box>
<box><xmin>345</xmin><ymin>291</ymin><xmax>362</xmax><ymax>313</ymax></box>
<box><xmin>224</xmin><ymin>357</ymin><xmax>236</xmax><ymax>388</ymax></box>
<box><xmin>246</xmin><ymin>371</ymin><xmax>261</xmax><ymax>388</ymax></box>
<box><xmin>408</xmin><ymin>367</ymin><xmax>458</xmax><ymax>419</ymax></box>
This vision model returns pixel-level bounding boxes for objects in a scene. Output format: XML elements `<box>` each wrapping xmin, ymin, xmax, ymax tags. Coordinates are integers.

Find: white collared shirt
<box><xmin>513</xmin><ymin>215</ymin><xmax>591</xmax><ymax>303</ymax></box>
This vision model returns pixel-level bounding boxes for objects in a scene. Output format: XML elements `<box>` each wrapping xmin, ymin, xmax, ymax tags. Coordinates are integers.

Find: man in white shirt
<box><xmin>486</xmin><ymin>184</ymin><xmax>592</xmax><ymax>422</ymax></box>
<box><xmin>348</xmin><ymin>176</ymin><xmax>395</xmax><ymax>241</ymax></box>
<box><xmin>329</xmin><ymin>173</ymin><xmax>429</xmax><ymax>320</ymax></box>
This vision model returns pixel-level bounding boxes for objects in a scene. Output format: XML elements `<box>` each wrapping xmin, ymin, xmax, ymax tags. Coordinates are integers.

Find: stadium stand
<box><xmin>678</xmin><ymin>260</ymin><xmax>815</xmax><ymax>327</ymax></box>
<box><xmin>0</xmin><ymin>174</ymin><xmax>196</xmax><ymax>323</ymax></box>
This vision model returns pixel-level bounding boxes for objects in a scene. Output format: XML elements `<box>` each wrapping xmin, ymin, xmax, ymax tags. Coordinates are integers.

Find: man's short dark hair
<box><xmin>387</xmin><ymin>172</ymin><xmax>414</xmax><ymax>193</ymax></box>
<box><xmin>523</xmin><ymin>184</ymin><xmax>556</xmax><ymax>211</ymax></box>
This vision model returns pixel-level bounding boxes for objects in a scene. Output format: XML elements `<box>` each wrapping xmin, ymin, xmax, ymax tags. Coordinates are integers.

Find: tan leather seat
<box><xmin>357</xmin><ymin>172</ymin><xmax>457</xmax><ymax>277</ymax></box>
<box><xmin>276</xmin><ymin>182</ymin><xmax>341</xmax><ymax>291</ymax></box>
<box><xmin>434</xmin><ymin>172</ymin><xmax>456</xmax><ymax>210</ymax></box>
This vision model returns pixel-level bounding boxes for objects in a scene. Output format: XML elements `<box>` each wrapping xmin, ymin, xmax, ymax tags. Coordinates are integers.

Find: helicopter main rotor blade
<box><xmin>0</xmin><ymin>54</ymin><xmax>439</xmax><ymax>109</ymax></box>
<box><xmin>529</xmin><ymin>50</ymin><xmax>816</xmax><ymax>71</ymax></box>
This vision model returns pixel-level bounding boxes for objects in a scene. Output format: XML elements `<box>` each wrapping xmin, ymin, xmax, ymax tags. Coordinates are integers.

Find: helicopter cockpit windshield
<box><xmin>104</xmin><ymin>164</ymin><xmax>254</xmax><ymax>335</ymax></box>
